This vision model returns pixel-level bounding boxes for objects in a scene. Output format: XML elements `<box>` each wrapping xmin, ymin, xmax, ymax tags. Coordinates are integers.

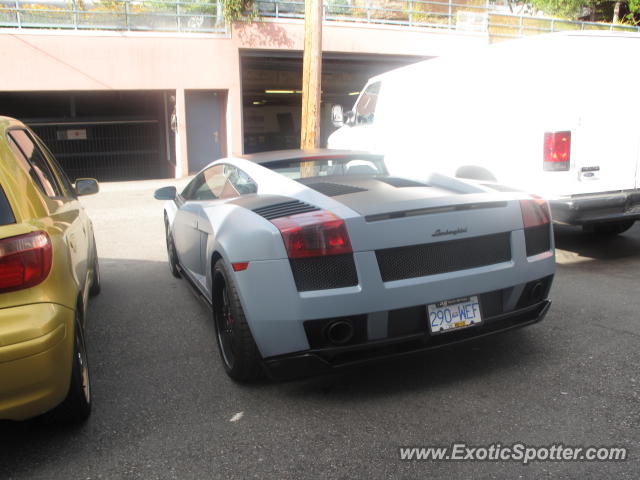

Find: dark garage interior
<box><xmin>0</xmin><ymin>91</ymin><xmax>175</xmax><ymax>182</ymax></box>
<box><xmin>241</xmin><ymin>51</ymin><xmax>426</xmax><ymax>154</ymax></box>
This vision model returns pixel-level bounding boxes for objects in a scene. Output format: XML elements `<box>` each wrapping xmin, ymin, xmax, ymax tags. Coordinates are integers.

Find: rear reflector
<box><xmin>0</xmin><ymin>231</ymin><xmax>52</xmax><ymax>293</ymax></box>
<box><xmin>270</xmin><ymin>210</ymin><xmax>353</xmax><ymax>259</ymax></box>
<box><xmin>232</xmin><ymin>262</ymin><xmax>249</xmax><ymax>272</ymax></box>
<box><xmin>543</xmin><ymin>131</ymin><xmax>571</xmax><ymax>171</ymax></box>
<box><xmin>520</xmin><ymin>197</ymin><xmax>551</xmax><ymax>229</ymax></box>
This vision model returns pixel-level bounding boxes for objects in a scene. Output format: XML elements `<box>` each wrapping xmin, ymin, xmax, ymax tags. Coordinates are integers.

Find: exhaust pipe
<box><xmin>325</xmin><ymin>320</ymin><xmax>354</xmax><ymax>345</ymax></box>
<box><xmin>530</xmin><ymin>282</ymin><xmax>544</xmax><ymax>303</ymax></box>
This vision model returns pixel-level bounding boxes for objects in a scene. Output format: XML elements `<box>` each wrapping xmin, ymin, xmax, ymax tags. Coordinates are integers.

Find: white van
<box><xmin>328</xmin><ymin>32</ymin><xmax>640</xmax><ymax>234</ymax></box>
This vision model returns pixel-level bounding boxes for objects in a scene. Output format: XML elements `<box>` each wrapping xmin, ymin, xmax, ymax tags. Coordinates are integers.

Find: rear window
<box><xmin>263</xmin><ymin>156</ymin><xmax>387</xmax><ymax>180</ymax></box>
<box><xmin>0</xmin><ymin>185</ymin><xmax>16</xmax><ymax>226</ymax></box>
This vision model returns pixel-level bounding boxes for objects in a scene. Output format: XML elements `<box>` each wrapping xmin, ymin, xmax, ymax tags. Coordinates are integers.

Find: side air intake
<box><xmin>252</xmin><ymin>200</ymin><xmax>319</xmax><ymax>221</ymax></box>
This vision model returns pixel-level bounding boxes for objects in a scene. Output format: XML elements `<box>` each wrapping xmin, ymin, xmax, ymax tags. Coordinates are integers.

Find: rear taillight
<box><xmin>520</xmin><ymin>197</ymin><xmax>551</xmax><ymax>228</ymax></box>
<box><xmin>0</xmin><ymin>231</ymin><xmax>52</xmax><ymax>293</ymax></box>
<box><xmin>270</xmin><ymin>210</ymin><xmax>352</xmax><ymax>259</ymax></box>
<box><xmin>543</xmin><ymin>131</ymin><xmax>571</xmax><ymax>171</ymax></box>
<box><xmin>520</xmin><ymin>197</ymin><xmax>552</xmax><ymax>257</ymax></box>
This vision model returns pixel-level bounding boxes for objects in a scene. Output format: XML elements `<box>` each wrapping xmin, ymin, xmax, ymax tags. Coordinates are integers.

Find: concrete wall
<box><xmin>0</xmin><ymin>20</ymin><xmax>487</xmax><ymax>177</ymax></box>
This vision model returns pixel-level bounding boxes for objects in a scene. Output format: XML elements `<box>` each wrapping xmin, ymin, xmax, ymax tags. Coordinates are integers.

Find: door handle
<box><xmin>213</xmin><ymin>131</ymin><xmax>219</xmax><ymax>144</ymax></box>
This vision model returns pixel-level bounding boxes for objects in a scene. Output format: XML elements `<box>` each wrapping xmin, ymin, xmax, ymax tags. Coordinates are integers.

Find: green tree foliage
<box><xmin>221</xmin><ymin>0</ymin><xmax>256</xmax><ymax>22</ymax></box>
<box><xmin>528</xmin><ymin>0</ymin><xmax>640</xmax><ymax>23</ymax></box>
<box><xmin>626</xmin><ymin>0</ymin><xmax>640</xmax><ymax>23</ymax></box>
<box><xmin>528</xmin><ymin>0</ymin><xmax>593</xmax><ymax>18</ymax></box>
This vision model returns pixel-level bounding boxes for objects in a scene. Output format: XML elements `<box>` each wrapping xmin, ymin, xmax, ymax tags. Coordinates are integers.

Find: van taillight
<box><xmin>543</xmin><ymin>131</ymin><xmax>571</xmax><ymax>171</ymax></box>
<box><xmin>0</xmin><ymin>231</ymin><xmax>52</xmax><ymax>293</ymax></box>
<box><xmin>270</xmin><ymin>211</ymin><xmax>352</xmax><ymax>259</ymax></box>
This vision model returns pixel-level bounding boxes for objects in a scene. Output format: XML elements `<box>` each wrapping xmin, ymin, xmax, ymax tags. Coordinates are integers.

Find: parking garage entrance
<box><xmin>240</xmin><ymin>51</ymin><xmax>427</xmax><ymax>154</ymax></box>
<box><xmin>0</xmin><ymin>91</ymin><xmax>175</xmax><ymax>182</ymax></box>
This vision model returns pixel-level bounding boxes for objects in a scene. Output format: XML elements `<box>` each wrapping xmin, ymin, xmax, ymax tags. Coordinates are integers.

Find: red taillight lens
<box><xmin>0</xmin><ymin>231</ymin><xmax>52</xmax><ymax>293</ymax></box>
<box><xmin>520</xmin><ymin>197</ymin><xmax>551</xmax><ymax>228</ymax></box>
<box><xmin>270</xmin><ymin>211</ymin><xmax>353</xmax><ymax>259</ymax></box>
<box><xmin>543</xmin><ymin>131</ymin><xmax>571</xmax><ymax>171</ymax></box>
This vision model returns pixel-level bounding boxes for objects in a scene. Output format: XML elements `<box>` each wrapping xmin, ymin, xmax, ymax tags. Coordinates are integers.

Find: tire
<box><xmin>212</xmin><ymin>259</ymin><xmax>263</xmax><ymax>382</ymax></box>
<box><xmin>165</xmin><ymin>216</ymin><xmax>181</xmax><ymax>278</ymax></box>
<box><xmin>583</xmin><ymin>220</ymin><xmax>635</xmax><ymax>236</ymax></box>
<box><xmin>89</xmin><ymin>240</ymin><xmax>101</xmax><ymax>296</ymax></box>
<box><xmin>49</xmin><ymin>315</ymin><xmax>92</xmax><ymax>423</ymax></box>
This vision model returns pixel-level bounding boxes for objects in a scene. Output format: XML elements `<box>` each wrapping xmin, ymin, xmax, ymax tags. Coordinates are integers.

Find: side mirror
<box><xmin>154</xmin><ymin>186</ymin><xmax>177</xmax><ymax>200</ymax></box>
<box><xmin>331</xmin><ymin>104</ymin><xmax>344</xmax><ymax>127</ymax></box>
<box><xmin>75</xmin><ymin>178</ymin><xmax>99</xmax><ymax>196</ymax></box>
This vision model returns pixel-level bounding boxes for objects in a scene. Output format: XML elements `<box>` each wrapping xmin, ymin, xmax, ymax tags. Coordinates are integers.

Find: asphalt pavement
<box><xmin>1</xmin><ymin>179</ymin><xmax>639</xmax><ymax>479</ymax></box>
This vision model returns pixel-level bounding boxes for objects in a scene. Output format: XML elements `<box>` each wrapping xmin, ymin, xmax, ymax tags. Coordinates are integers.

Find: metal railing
<box><xmin>1</xmin><ymin>0</ymin><xmax>639</xmax><ymax>37</ymax></box>
<box><xmin>0</xmin><ymin>0</ymin><xmax>226</xmax><ymax>33</ymax></box>
<box><xmin>257</xmin><ymin>0</ymin><xmax>640</xmax><ymax>39</ymax></box>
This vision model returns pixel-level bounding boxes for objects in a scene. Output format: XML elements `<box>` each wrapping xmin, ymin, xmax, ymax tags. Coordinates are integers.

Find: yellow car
<box><xmin>0</xmin><ymin>117</ymin><xmax>99</xmax><ymax>422</ymax></box>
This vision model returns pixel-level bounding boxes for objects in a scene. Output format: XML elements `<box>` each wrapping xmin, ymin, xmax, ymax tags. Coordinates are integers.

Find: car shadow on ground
<box><xmin>553</xmin><ymin>223</ymin><xmax>640</xmax><ymax>263</ymax></box>
<box><xmin>280</xmin><ymin>327</ymin><xmax>543</xmax><ymax>401</ymax></box>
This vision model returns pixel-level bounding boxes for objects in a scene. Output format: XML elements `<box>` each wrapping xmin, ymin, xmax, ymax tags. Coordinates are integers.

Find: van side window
<box><xmin>354</xmin><ymin>82</ymin><xmax>381</xmax><ymax>126</ymax></box>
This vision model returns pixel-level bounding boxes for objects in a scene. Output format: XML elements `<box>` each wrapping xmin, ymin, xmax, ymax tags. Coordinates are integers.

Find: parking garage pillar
<box><xmin>174</xmin><ymin>88</ymin><xmax>189</xmax><ymax>178</ymax></box>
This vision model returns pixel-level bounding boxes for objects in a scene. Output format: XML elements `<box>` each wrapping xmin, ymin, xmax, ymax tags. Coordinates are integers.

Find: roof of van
<box><xmin>366</xmin><ymin>31</ymin><xmax>640</xmax><ymax>85</ymax></box>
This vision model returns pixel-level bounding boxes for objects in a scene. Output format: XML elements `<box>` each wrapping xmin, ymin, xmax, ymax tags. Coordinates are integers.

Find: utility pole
<box><xmin>300</xmin><ymin>0</ymin><xmax>323</xmax><ymax>177</ymax></box>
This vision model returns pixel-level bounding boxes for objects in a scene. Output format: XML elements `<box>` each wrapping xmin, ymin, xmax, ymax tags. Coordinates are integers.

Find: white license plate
<box><xmin>428</xmin><ymin>296</ymin><xmax>482</xmax><ymax>334</ymax></box>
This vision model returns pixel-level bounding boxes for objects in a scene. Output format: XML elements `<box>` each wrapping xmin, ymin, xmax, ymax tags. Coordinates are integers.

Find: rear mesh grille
<box><xmin>305</xmin><ymin>182</ymin><xmax>367</xmax><ymax>197</ymax></box>
<box><xmin>290</xmin><ymin>254</ymin><xmax>358</xmax><ymax>291</ymax></box>
<box><xmin>524</xmin><ymin>225</ymin><xmax>551</xmax><ymax>257</ymax></box>
<box><xmin>376</xmin><ymin>232</ymin><xmax>512</xmax><ymax>282</ymax></box>
<box><xmin>252</xmin><ymin>200</ymin><xmax>319</xmax><ymax>220</ymax></box>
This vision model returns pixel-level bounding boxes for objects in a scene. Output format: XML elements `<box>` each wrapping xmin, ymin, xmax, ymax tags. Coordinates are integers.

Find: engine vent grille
<box><xmin>290</xmin><ymin>254</ymin><xmax>358</xmax><ymax>291</ymax></box>
<box><xmin>305</xmin><ymin>182</ymin><xmax>367</xmax><ymax>197</ymax></box>
<box><xmin>252</xmin><ymin>200</ymin><xmax>319</xmax><ymax>220</ymax></box>
<box><xmin>377</xmin><ymin>177</ymin><xmax>429</xmax><ymax>188</ymax></box>
<box><xmin>376</xmin><ymin>232</ymin><xmax>512</xmax><ymax>282</ymax></box>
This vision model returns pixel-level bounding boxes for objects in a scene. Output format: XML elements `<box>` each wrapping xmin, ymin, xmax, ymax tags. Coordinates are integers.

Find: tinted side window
<box><xmin>0</xmin><ymin>185</ymin><xmax>15</xmax><ymax>226</ymax></box>
<box><xmin>182</xmin><ymin>165</ymin><xmax>227</xmax><ymax>201</ymax></box>
<box><xmin>181</xmin><ymin>164</ymin><xmax>252</xmax><ymax>201</ymax></box>
<box><xmin>227</xmin><ymin>167</ymin><xmax>257</xmax><ymax>195</ymax></box>
<box><xmin>8</xmin><ymin>130</ymin><xmax>62</xmax><ymax>198</ymax></box>
<box><xmin>37</xmin><ymin>137</ymin><xmax>75</xmax><ymax>197</ymax></box>
<box><xmin>355</xmin><ymin>82</ymin><xmax>381</xmax><ymax>125</ymax></box>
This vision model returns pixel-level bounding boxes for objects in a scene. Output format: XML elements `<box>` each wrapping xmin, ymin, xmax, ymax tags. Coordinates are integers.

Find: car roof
<box><xmin>239</xmin><ymin>149</ymin><xmax>380</xmax><ymax>165</ymax></box>
<box><xmin>0</xmin><ymin>116</ymin><xmax>26</xmax><ymax>132</ymax></box>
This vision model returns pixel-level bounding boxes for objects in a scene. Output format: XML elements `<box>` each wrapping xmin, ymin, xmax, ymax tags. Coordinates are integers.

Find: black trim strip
<box><xmin>365</xmin><ymin>201</ymin><xmax>508</xmax><ymax>222</ymax></box>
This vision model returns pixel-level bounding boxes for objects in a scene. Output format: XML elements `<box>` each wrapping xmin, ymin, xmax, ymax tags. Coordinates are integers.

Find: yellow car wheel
<box><xmin>49</xmin><ymin>314</ymin><xmax>92</xmax><ymax>423</ymax></box>
<box><xmin>89</xmin><ymin>240</ymin><xmax>101</xmax><ymax>297</ymax></box>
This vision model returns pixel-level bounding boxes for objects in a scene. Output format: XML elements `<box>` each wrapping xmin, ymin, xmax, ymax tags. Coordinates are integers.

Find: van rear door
<box><xmin>570</xmin><ymin>35</ymin><xmax>640</xmax><ymax>194</ymax></box>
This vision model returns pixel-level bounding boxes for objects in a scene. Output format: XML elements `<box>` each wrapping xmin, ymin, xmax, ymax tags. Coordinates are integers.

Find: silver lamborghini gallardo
<box><xmin>154</xmin><ymin>150</ymin><xmax>555</xmax><ymax>381</ymax></box>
